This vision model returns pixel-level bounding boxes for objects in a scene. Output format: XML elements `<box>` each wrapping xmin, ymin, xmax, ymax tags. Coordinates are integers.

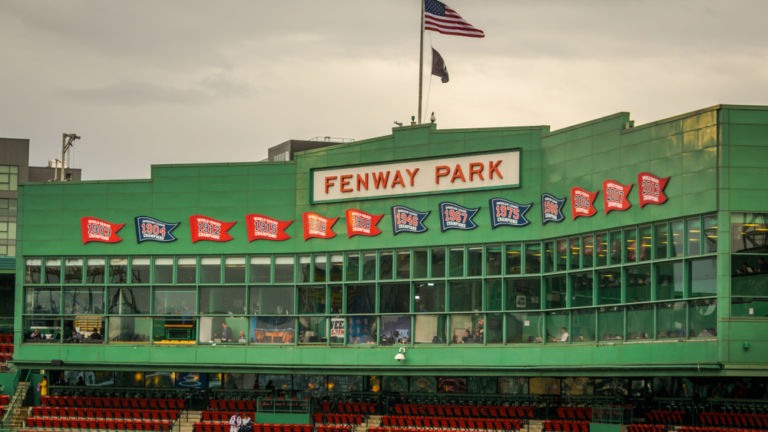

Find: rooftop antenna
<box><xmin>60</xmin><ymin>133</ymin><xmax>80</xmax><ymax>182</ymax></box>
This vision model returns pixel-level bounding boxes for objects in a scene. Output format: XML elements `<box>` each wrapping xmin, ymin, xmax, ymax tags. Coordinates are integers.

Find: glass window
<box><xmin>86</xmin><ymin>258</ymin><xmax>105</xmax><ymax>283</ymax></box>
<box><xmin>506</xmin><ymin>243</ymin><xmax>522</xmax><ymax>274</ymax></box>
<box><xmin>546</xmin><ymin>311</ymin><xmax>569</xmax><ymax>343</ymax></box>
<box><xmin>362</xmin><ymin>252</ymin><xmax>376</xmax><ymax>280</ymax></box>
<box><xmin>449</xmin><ymin>248</ymin><xmax>464</xmax><ymax>277</ymax></box>
<box><xmin>413</xmin><ymin>249</ymin><xmax>428</xmax><ymax>279</ymax></box>
<box><xmin>731</xmin><ymin>297</ymin><xmax>768</xmax><ymax>318</ymax></box>
<box><xmin>556</xmin><ymin>239</ymin><xmax>567</xmax><ymax>271</ymax></box>
<box><xmin>582</xmin><ymin>235</ymin><xmax>594</xmax><ymax>268</ymax></box>
<box><xmin>624</xmin><ymin>228</ymin><xmax>637</xmax><ymax>263</ymax></box>
<box><xmin>153</xmin><ymin>258</ymin><xmax>173</xmax><ymax>284</ymax></box>
<box><xmin>253</xmin><ymin>316</ymin><xmax>295</xmax><ymax>344</ymax></box>
<box><xmin>64</xmin><ymin>258</ymin><xmax>82</xmax><ymax>284</ymax></box>
<box><xmin>381</xmin><ymin>315</ymin><xmax>411</xmax><ymax>345</ymax></box>
<box><xmin>627</xmin><ymin>304</ymin><xmax>652</xmax><ymax>340</ymax></box>
<box><xmin>657</xmin><ymin>301</ymin><xmax>686</xmax><ymax>339</ymax></box>
<box><xmin>224</xmin><ymin>257</ymin><xmax>246</xmax><ymax>283</ymax></box>
<box><xmin>656</xmin><ymin>261</ymin><xmax>684</xmax><ymax>300</ymax></box>
<box><xmin>486</xmin><ymin>279</ymin><xmax>503</xmax><ymax>311</ymax></box>
<box><xmin>329</xmin><ymin>254</ymin><xmax>344</xmax><ymax>282</ymax></box>
<box><xmin>638</xmin><ymin>226</ymin><xmax>652</xmax><ymax>262</ymax></box>
<box><xmin>543</xmin><ymin>241</ymin><xmax>554</xmax><ymax>272</ymax></box>
<box><xmin>153</xmin><ymin>287</ymin><xmax>195</xmax><ymax>315</ymax></box>
<box><xmin>274</xmin><ymin>256</ymin><xmax>294</xmax><ymax>283</ymax></box>
<box><xmin>414</xmin><ymin>314</ymin><xmax>446</xmax><ymax>344</ymax></box>
<box><xmin>703</xmin><ymin>214</ymin><xmax>718</xmax><ymax>254</ymax></box>
<box><xmin>570</xmin><ymin>236</ymin><xmax>580</xmax><ymax>270</ymax></box>
<box><xmin>597</xmin><ymin>269</ymin><xmax>621</xmax><ymax>305</ymax></box>
<box><xmin>131</xmin><ymin>258</ymin><xmax>150</xmax><ymax>284</ymax></box>
<box><xmin>595</xmin><ymin>233</ymin><xmax>608</xmax><ymax>267</ymax></box>
<box><xmin>201</xmin><ymin>286</ymin><xmax>245</xmax><ymax>314</ymax></box>
<box><xmin>450</xmin><ymin>313</ymin><xmax>482</xmax><ymax>344</ymax></box>
<box><xmin>449</xmin><ymin>280</ymin><xmax>482</xmax><ymax>311</ymax></box>
<box><xmin>730</xmin><ymin>213</ymin><xmax>768</xmax><ymax>253</ymax></box>
<box><xmin>153</xmin><ymin>314</ymin><xmax>195</xmax><ymax>342</ymax></box>
<box><xmin>109</xmin><ymin>258</ymin><xmax>127</xmax><ymax>284</ymax></box>
<box><xmin>396</xmin><ymin>251</ymin><xmax>410</xmax><ymax>279</ymax></box>
<box><xmin>381</xmin><ymin>283</ymin><xmax>410</xmax><ymax>313</ymax></box>
<box><xmin>346</xmin><ymin>316</ymin><xmax>375</xmax><ymax>344</ymax></box>
<box><xmin>314</xmin><ymin>255</ymin><xmax>327</xmax><ymax>282</ymax></box>
<box><xmin>626</xmin><ymin>265</ymin><xmax>651</xmax><ymax>302</ymax></box>
<box><xmin>24</xmin><ymin>317</ymin><xmax>61</xmax><ymax>342</ymax></box>
<box><xmin>732</xmin><ymin>255</ymin><xmax>768</xmax><ymax>295</ymax></box>
<box><xmin>655</xmin><ymin>223</ymin><xmax>669</xmax><ymax>259</ymax></box>
<box><xmin>177</xmin><ymin>257</ymin><xmax>197</xmax><ymax>283</ymax></box>
<box><xmin>670</xmin><ymin>220</ymin><xmax>684</xmax><ymax>258</ymax></box>
<box><xmin>486</xmin><ymin>245</ymin><xmax>502</xmax><ymax>276</ymax></box>
<box><xmin>250</xmin><ymin>286</ymin><xmax>293</xmax><ymax>314</ymax></box>
<box><xmin>200</xmin><ymin>317</ymin><xmax>248</xmax><ymax>344</ymax></box>
<box><xmin>298</xmin><ymin>286</ymin><xmax>325</xmax><ymax>314</ymax></box>
<box><xmin>414</xmin><ymin>281</ymin><xmax>445</xmax><ymax>313</ymax></box>
<box><xmin>508</xmin><ymin>312</ymin><xmax>543</xmax><ymax>343</ymax></box>
<box><xmin>690</xmin><ymin>257</ymin><xmax>716</xmax><ymax>297</ymax></box>
<box><xmin>345</xmin><ymin>252</ymin><xmax>360</xmax><ymax>281</ymax></box>
<box><xmin>598</xmin><ymin>306</ymin><xmax>623</xmax><ymax>341</ymax></box>
<box><xmin>108</xmin><ymin>287</ymin><xmax>150</xmax><ymax>314</ymax></box>
<box><xmin>609</xmin><ymin>231</ymin><xmax>621</xmax><ymax>264</ymax></box>
<box><xmin>108</xmin><ymin>317</ymin><xmax>151</xmax><ymax>342</ymax></box>
<box><xmin>379</xmin><ymin>251</ymin><xmax>393</xmax><ymax>280</ymax></box>
<box><xmin>690</xmin><ymin>299</ymin><xmax>717</xmax><ymax>338</ymax></box>
<box><xmin>299</xmin><ymin>256</ymin><xmax>311</xmax><ymax>283</ymax></box>
<box><xmin>25</xmin><ymin>287</ymin><xmax>60</xmax><ymax>313</ymax></box>
<box><xmin>571</xmin><ymin>272</ymin><xmax>593</xmax><ymax>307</ymax></box>
<box><xmin>431</xmin><ymin>247</ymin><xmax>446</xmax><ymax>278</ymax></box>
<box><xmin>486</xmin><ymin>313</ymin><xmax>503</xmax><ymax>344</ymax></box>
<box><xmin>25</xmin><ymin>258</ymin><xmax>41</xmax><ymax>284</ymax></box>
<box><xmin>467</xmin><ymin>247</ymin><xmax>482</xmax><ymax>277</ymax></box>
<box><xmin>63</xmin><ymin>317</ymin><xmax>103</xmax><ymax>343</ymax></box>
<box><xmin>687</xmin><ymin>217</ymin><xmax>701</xmax><ymax>256</ymax></box>
<box><xmin>330</xmin><ymin>285</ymin><xmax>343</xmax><ymax>314</ymax></box>
<box><xmin>506</xmin><ymin>277</ymin><xmax>541</xmax><ymax>310</ymax></box>
<box><xmin>347</xmin><ymin>284</ymin><xmax>375</xmax><ymax>314</ymax></box>
<box><xmin>526</xmin><ymin>243</ymin><xmax>541</xmax><ymax>274</ymax></box>
<box><xmin>572</xmin><ymin>309</ymin><xmax>595</xmax><ymax>342</ymax></box>
<box><xmin>545</xmin><ymin>276</ymin><xmax>566</xmax><ymax>309</ymax></box>
<box><xmin>63</xmin><ymin>287</ymin><xmax>104</xmax><ymax>314</ymax></box>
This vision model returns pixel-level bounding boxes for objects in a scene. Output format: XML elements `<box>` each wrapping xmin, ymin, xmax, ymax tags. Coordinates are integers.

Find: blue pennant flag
<box><xmin>439</xmin><ymin>202</ymin><xmax>479</xmax><ymax>232</ymax></box>
<box><xmin>135</xmin><ymin>216</ymin><xmax>180</xmax><ymax>243</ymax></box>
<box><xmin>541</xmin><ymin>194</ymin><xmax>566</xmax><ymax>225</ymax></box>
<box><xmin>489</xmin><ymin>198</ymin><xmax>532</xmax><ymax>228</ymax></box>
<box><xmin>392</xmin><ymin>205</ymin><xmax>430</xmax><ymax>235</ymax></box>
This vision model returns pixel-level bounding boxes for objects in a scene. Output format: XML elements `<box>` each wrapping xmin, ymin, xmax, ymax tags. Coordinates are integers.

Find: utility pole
<box><xmin>60</xmin><ymin>133</ymin><xmax>80</xmax><ymax>182</ymax></box>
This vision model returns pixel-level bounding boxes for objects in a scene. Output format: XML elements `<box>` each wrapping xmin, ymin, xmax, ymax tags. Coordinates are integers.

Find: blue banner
<box><xmin>439</xmin><ymin>202</ymin><xmax>479</xmax><ymax>232</ymax></box>
<box><xmin>135</xmin><ymin>216</ymin><xmax>180</xmax><ymax>243</ymax></box>
<box><xmin>392</xmin><ymin>206</ymin><xmax>430</xmax><ymax>235</ymax></box>
<box><xmin>541</xmin><ymin>194</ymin><xmax>566</xmax><ymax>225</ymax></box>
<box><xmin>489</xmin><ymin>198</ymin><xmax>531</xmax><ymax>228</ymax></box>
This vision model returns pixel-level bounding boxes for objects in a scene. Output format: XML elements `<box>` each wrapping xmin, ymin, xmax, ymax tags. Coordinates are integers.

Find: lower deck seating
<box><xmin>41</xmin><ymin>395</ymin><xmax>184</xmax><ymax>410</ymax></box>
<box><xmin>646</xmin><ymin>410</ymin><xmax>687</xmax><ymax>424</ymax></box>
<box><xmin>699</xmin><ymin>412</ymin><xmax>768</xmax><ymax>428</ymax></box>
<box><xmin>317</xmin><ymin>426</ymin><xmax>352</xmax><ymax>432</ymax></box>
<box><xmin>32</xmin><ymin>406</ymin><xmax>179</xmax><ymax>420</ymax></box>
<box><xmin>313</xmin><ymin>413</ymin><xmax>365</xmax><ymax>424</ymax></box>
<box><xmin>381</xmin><ymin>415</ymin><xmax>523</xmax><ymax>430</ymax></box>
<box><xmin>193</xmin><ymin>423</ymin><xmax>313</xmax><ymax>432</ymax></box>
<box><xmin>25</xmin><ymin>417</ymin><xmax>173</xmax><ymax>431</ymax></box>
<box><xmin>681</xmin><ymin>427</ymin><xmax>768</xmax><ymax>432</ymax></box>
<box><xmin>557</xmin><ymin>407</ymin><xmax>592</xmax><ymax>420</ymax></box>
<box><xmin>628</xmin><ymin>425</ymin><xmax>666</xmax><ymax>432</ymax></box>
<box><xmin>543</xmin><ymin>420</ymin><xmax>590</xmax><ymax>432</ymax></box>
<box><xmin>392</xmin><ymin>404</ymin><xmax>535</xmax><ymax>419</ymax></box>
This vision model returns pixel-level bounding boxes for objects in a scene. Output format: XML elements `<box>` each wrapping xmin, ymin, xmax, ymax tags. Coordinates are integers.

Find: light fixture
<box><xmin>394</xmin><ymin>347</ymin><xmax>406</xmax><ymax>362</ymax></box>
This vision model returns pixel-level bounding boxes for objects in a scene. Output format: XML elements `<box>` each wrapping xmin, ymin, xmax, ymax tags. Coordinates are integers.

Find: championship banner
<box><xmin>189</xmin><ymin>215</ymin><xmax>236</xmax><ymax>243</ymax></box>
<box><xmin>541</xmin><ymin>194</ymin><xmax>566</xmax><ymax>225</ymax></box>
<box><xmin>489</xmin><ymin>198</ymin><xmax>532</xmax><ymax>228</ymax></box>
<box><xmin>245</xmin><ymin>214</ymin><xmax>293</xmax><ymax>241</ymax></box>
<box><xmin>391</xmin><ymin>205</ymin><xmax>430</xmax><ymax>235</ymax></box>
<box><xmin>345</xmin><ymin>209</ymin><xmax>383</xmax><ymax>238</ymax></box>
<box><xmin>81</xmin><ymin>217</ymin><xmax>125</xmax><ymax>244</ymax></box>
<box><xmin>602</xmin><ymin>180</ymin><xmax>633</xmax><ymax>214</ymax></box>
<box><xmin>439</xmin><ymin>202</ymin><xmax>479</xmax><ymax>232</ymax></box>
<box><xmin>637</xmin><ymin>172</ymin><xmax>670</xmax><ymax>207</ymax></box>
<box><xmin>135</xmin><ymin>216</ymin><xmax>179</xmax><ymax>243</ymax></box>
<box><xmin>571</xmin><ymin>187</ymin><xmax>599</xmax><ymax>220</ymax></box>
<box><xmin>303</xmin><ymin>212</ymin><xmax>338</xmax><ymax>240</ymax></box>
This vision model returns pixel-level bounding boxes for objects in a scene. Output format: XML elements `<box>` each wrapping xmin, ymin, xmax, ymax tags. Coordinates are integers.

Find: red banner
<box><xmin>637</xmin><ymin>172</ymin><xmax>670</xmax><ymax>207</ymax></box>
<box><xmin>189</xmin><ymin>215</ymin><xmax>236</xmax><ymax>243</ymax></box>
<box><xmin>345</xmin><ymin>209</ymin><xmax>383</xmax><ymax>238</ymax></box>
<box><xmin>80</xmin><ymin>217</ymin><xmax>125</xmax><ymax>244</ymax></box>
<box><xmin>245</xmin><ymin>214</ymin><xmax>293</xmax><ymax>241</ymax></box>
<box><xmin>603</xmin><ymin>179</ymin><xmax>633</xmax><ymax>214</ymax></box>
<box><xmin>303</xmin><ymin>212</ymin><xmax>338</xmax><ymax>240</ymax></box>
<box><xmin>570</xmin><ymin>187</ymin><xmax>598</xmax><ymax>219</ymax></box>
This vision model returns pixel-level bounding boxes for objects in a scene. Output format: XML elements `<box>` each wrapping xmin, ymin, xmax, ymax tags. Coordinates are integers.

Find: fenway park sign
<box><xmin>312</xmin><ymin>150</ymin><xmax>520</xmax><ymax>203</ymax></box>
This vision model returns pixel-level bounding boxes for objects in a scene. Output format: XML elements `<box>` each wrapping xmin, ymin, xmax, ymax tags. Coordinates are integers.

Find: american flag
<box><xmin>424</xmin><ymin>0</ymin><xmax>485</xmax><ymax>38</ymax></box>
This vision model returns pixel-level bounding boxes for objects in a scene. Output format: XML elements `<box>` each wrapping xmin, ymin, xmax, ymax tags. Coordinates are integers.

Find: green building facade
<box><xmin>10</xmin><ymin>105</ymin><xmax>768</xmax><ymax>396</ymax></box>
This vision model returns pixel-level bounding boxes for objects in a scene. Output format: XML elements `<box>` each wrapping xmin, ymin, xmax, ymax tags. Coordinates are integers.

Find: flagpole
<box><xmin>417</xmin><ymin>0</ymin><xmax>424</xmax><ymax>124</ymax></box>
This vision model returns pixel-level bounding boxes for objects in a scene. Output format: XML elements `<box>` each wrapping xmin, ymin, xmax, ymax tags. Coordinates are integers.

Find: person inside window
<box><xmin>553</xmin><ymin>327</ymin><xmax>569</xmax><ymax>342</ymax></box>
<box><xmin>220</xmin><ymin>322</ymin><xmax>233</xmax><ymax>342</ymax></box>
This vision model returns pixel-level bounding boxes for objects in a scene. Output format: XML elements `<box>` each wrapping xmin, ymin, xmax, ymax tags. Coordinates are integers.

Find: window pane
<box><xmin>250</xmin><ymin>286</ymin><xmax>294</xmax><ymax>314</ymax></box>
<box><xmin>703</xmin><ymin>214</ymin><xmax>718</xmax><ymax>253</ymax></box>
<box><xmin>414</xmin><ymin>314</ymin><xmax>446</xmax><ymax>344</ymax></box>
<box><xmin>201</xmin><ymin>286</ymin><xmax>245</xmax><ymax>314</ymax></box>
<box><xmin>298</xmin><ymin>285</ymin><xmax>326</xmax><ymax>314</ymax></box>
<box><xmin>655</xmin><ymin>223</ymin><xmax>669</xmax><ymax>259</ymax></box>
<box><xmin>253</xmin><ymin>316</ymin><xmax>295</xmax><ymax>344</ymax></box>
<box><xmin>572</xmin><ymin>309</ymin><xmax>595</xmax><ymax>342</ymax></box>
<box><xmin>508</xmin><ymin>312</ymin><xmax>542</xmax><ymax>343</ymax></box>
<box><xmin>657</xmin><ymin>301</ymin><xmax>686</xmax><ymax>339</ymax></box>
<box><xmin>690</xmin><ymin>257</ymin><xmax>716</xmax><ymax>297</ymax></box>
<box><xmin>108</xmin><ymin>317</ymin><xmax>151</xmax><ymax>343</ymax></box>
<box><xmin>24</xmin><ymin>317</ymin><xmax>61</xmax><ymax>342</ymax></box>
<box><xmin>413</xmin><ymin>249</ymin><xmax>428</xmax><ymax>279</ymax></box>
<box><xmin>731</xmin><ymin>213</ymin><xmax>768</xmax><ymax>253</ymax></box>
<box><xmin>556</xmin><ymin>239</ymin><xmax>567</xmax><ymax>271</ymax></box>
<box><xmin>414</xmin><ymin>281</ymin><xmax>445</xmax><ymax>313</ymax></box>
<box><xmin>609</xmin><ymin>231</ymin><xmax>621</xmax><ymax>265</ymax></box>
<box><xmin>627</xmin><ymin>304</ymin><xmax>652</xmax><ymax>340</ymax></box>
<box><xmin>506</xmin><ymin>243</ymin><xmax>522</xmax><ymax>274</ymax></box>
<box><xmin>330</xmin><ymin>285</ymin><xmax>342</xmax><ymax>314</ymax></box>
<box><xmin>486</xmin><ymin>245</ymin><xmax>501</xmax><ymax>276</ymax></box>
<box><xmin>626</xmin><ymin>265</ymin><xmax>651</xmax><ymax>302</ymax></box>
<box><xmin>298</xmin><ymin>256</ymin><xmax>311</xmax><ymax>283</ymax></box>
<box><xmin>670</xmin><ymin>220</ymin><xmax>684</xmax><ymax>258</ymax></box>
<box><xmin>656</xmin><ymin>261</ymin><xmax>684</xmax><ymax>300</ymax></box>
<box><xmin>274</xmin><ymin>257</ymin><xmax>294</xmax><ymax>283</ymax></box>
<box><xmin>450</xmin><ymin>313</ymin><xmax>482</xmax><ymax>344</ymax></box>
<box><xmin>131</xmin><ymin>258</ymin><xmax>150</xmax><ymax>284</ymax></box>
<box><xmin>571</xmin><ymin>272</ymin><xmax>593</xmax><ymax>307</ymax></box>
<box><xmin>314</xmin><ymin>255</ymin><xmax>327</xmax><ymax>282</ymax></box>
<box><xmin>597</xmin><ymin>269</ymin><xmax>621</xmax><ymax>305</ymax></box>
<box><xmin>153</xmin><ymin>258</ymin><xmax>173</xmax><ymax>284</ymax></box>
<box><xmin>624</xmin><ymin>228</ymin><xmax>637</xmax><ymax>263</ymax></box>
<box><xmin>732</xmin><ymin>256</ymin><xmax>767</xmax><ymax>295</ymax></box>
<box><xmin>449</xmin><ymin>280</ymin><xmax>482</xmax><ymax>311</ymax></box>
<box><xmin>224</xmin><ymin>257</ymin><xmax>246</xmax><ymax>283</ymax></box>
<box><xmin>346</xmin><ymin>316</ymin><xmax>375</xmax><ymax>344</ymax></box>
<box><xmin>687</xmin><ymin>217</ymin><xmax>701</xmax><ymax>256</ymax></box>
<box><xmin>486</xmin><ymin>313</ymin><xmax>503</xmax><ymax>343</ymax></box>
<box><xmin>379</xmin><ymin>251</ymin><xmax>393</xmax><ymax>280</ymax></box>
<box><xmin>525</xmin><ymin>243</ymin><xmax>541</xmax><ymax>274</ymax></box>
<box><xmin>153</xmin><ymin>287</ymin><xmax>195</xmax><ymax>315</ymax></box>
<box><xmin>362</xmin><ymin>253</ymin><xmax>376</xmax><ymax>280</ymax></box>
<box><xmin>595</xmin><ymin>233</ymin><xmax>608</xmax><ymax>267</ymax></box>
<box><xmin>690</xmin><ymin>299</ymin><xmax>717</xmax><ymax>338</ymax></box>
<box><xmin>731</xmin><ymin>297</ymin><xmax>768</xmax><ymax>318</ymax></box>
<box><xmin>381</xmin><ymin>315</ymin><xmax>411</xmax><ymax>345</ymax></box>
<box><xmin>109</xmin><ymin>258</ymin><xmax>127</xmax><ymax>284</ymax></box>
<box><xmin>546</xmin><ymin>311</ymin><xmax>569</xmax><ymax>343</ymax></box>
<box><xmin>598</xmin><ymin>306</ymin><xmax>623</xmax><ymax>341</ymax></box>
<box><xmin>64</xmin><ymin>259</ymin><xmax>82</xmax><ymax>284</ymax></box>
<box><xmin>467</xmin><ymin>247</ymin><xmax>482</xmax><ymax>277</ymax></box>
<box><xmin>26</xmin><ymin>258</ymin><xmax>41</xmax><ymax>284</ymax></box>
<box><xmin>486</xmin><ymin>279</ymin><xmax>502</xmax><ymax>311</ymax></box>
<box><xmin>63</xmin><ymin>287</ymin><xmax>104</xmax><ymax>314</ymax></box>
<box><xmin>347</xmin><ymin>284</ymin><xmax>375</xmax><ymax>314</ymax></box>
<box><xmin>395</xmin><ymin>251</ymin><xmax>410</xmax><ymax>279</ymax></box>
<box><xmin>570</xmin><ymin>237</ymin><xmax>580</xmax><ymax>270</ymax></box>
<box><xmin>543</xmin><ymin>241</ymin><xmax>554</xmax><ymax>272</ymax></box>
<box><xmin>197</xmin><ymin>257</ymin><xmax>220</xmax><ymax>283</ymax></box>
<box><xmin>449</xmin><ymin>248</ymin><xmax>464</xmax><ymax>277</ymax></box>
<box><xmin>86</xmin><ymin>258</ymin><xmax>105</xmax><ymax>283</ymax></box>
<box><xmin>638</xmin><ymin>226</ymin><xmax>652</xmax><ymax>262</ymax></box>
<box><xmin>108</xmin><ymin>286</ymin><xmax>150</xmax><ymax>314</ymax></box>
<box><xmin>582</xmin><ymin>235</ymin><xmax>594</xmax><ymax>268</ymax></box>
<box><xmin>330</xmin><ymin>254</ymin><xmax>344</xmax><ymax>282</ymax></box>
<box><xmin>200</xmin><ymin>317</ymin><xmax>248</xmax><ymax>344</ymax></box>
<box><xmin>299</xmin><ymin>317</ymin><xmax>327</xmax><ymax>344</ymax></box>
<box><xmin>431</xmin><ymin>248</ymin><xmax>445</xmax><ymax>278</ymax></box>
<box><xmin>381</xmin><ymin>283</ymin><xmax>410</xmax><ymax>313</ymax></box>
<box><xmin>545</xmin><ymin>276</ymin><xmax>566</xmax><ymax>309</ymax></box>
<box><xmin>177</xmin><ymin>257</ymin><xmax>197</xmax><ymax>283</ymax></box>
<box><xmin>26</xmin><ymin>287</ymin><xmax>60</xmax><ymax>313</ymax></box>
<box><xmin>506</xmin><ymin>277</ymin><xmax>541</xmax><ymax>310</ymax></box>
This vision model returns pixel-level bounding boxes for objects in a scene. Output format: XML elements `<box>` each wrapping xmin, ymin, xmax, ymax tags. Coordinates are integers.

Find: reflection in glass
<box><xmin>154</xmin><ymin>258</ymin><xmax>173</xmax><ymax>284</ymax></box>
<box><xmin>431</xmin><ymin>247</ymin><xmax>446</xmax><ymax>278</ymax></box>
<box><xmin>86</xmin><ymin>258</ymin><xmax>105</xmax><ymax>283</ymax></box>
<box><xmin>347</xmin><ymin>284</ymin><xmax>375</xmax><ymax>314</ymax></box>
<box><xmin>131</xmin><ymin>258</ymin><xmax>150</xmax><ymax>283</ymax></box>
<box><xmin>657</xmin><ymin>301</ymin><xmax>686</xmax><ymax>339</ymax></box>
<box><xmin>109</xmin><ymin>258</ymin><xmax>127</xmax><ymax>284</ymax></box>
<box><xmin>414</xmin><ymin>282</ymin><xmax>445</xmax><ymax>313</ymax></box>
<box><xmin>656</xmin><ymin>261</ymin><xmax>684</xmax><ymax>300</ymax></box>
<box><xmin>64</xmin><ymin>259</ymin><xmax>83</xmax><ymax>284</ymax></box>
<box><xmin>381</xmin><ymin>315</ymin><xmax>411</xmax><ymax>345</ymax></box>
<box><xmin>108</xmin><ymin>287</ymin><xmax>150</xmax><ymax>314</ymax></box>
<box><xmin>572</xmin><ymin>309</ymin><xmax>595</xmax><ymax>342</ymax></box>
<box><xmin>690</xmin><ymin>257</ymin><xmax>716</xmax><ymax>297</ymax></box>
<box><xmin>506</xmin><ymin>243</ymin><xmax>522</xmax><ymax>274</ymax></box>
<box><xmin>467</xmin><ymin>247</ymin><xmax>482</xmax><ymax>276</ymax></box>
<box><xmin>507</xmin><ymin>312</ymin><xmax>543</xmax><ymax>343</ymax></box>
<box><xmin>598</xmin><ymin>306</ymin><xmax>623</xmax><ymax>341</ymax></box>
<box><xmin>201</xmin><ymin>286</ymin><xmax>245</xmax><ymax>314</ymax></box>
<box><xmin>25</xmin><ymin>287</ymin><xmax>60</xmax><ymax>313</ymax></box>
<box><xmin>506</xmin><ymin>278</ymin><xmax>540</xmax><ymax>310</ymax></box>
<box><xmin>177</xmin><ymin>257</ymin><xmax>197</xmax><ymax>284</ymax></box>
<box><xmin>63</xmin><ymin>287</ymin><xmax>104</xmax><ymax>314</ymax></box>
<box><xmin>250</xmin><ymin>286</ymin><xmax>293</xmax><ymax>315</ymax></box>
<box><xmin>274</xmin><ymin>257</ymin><xmax>294</xmax><ymax>283</ymax></box>
<box><xmin>108</xmin><ymin>317</ymin><xmax>151</xmax><ymax>342</ymax></box>
<box><xmin>252</xmin><ymin>316</ymin><xmax>295</xmax><ymax>344</ymax></box>
<box><xmin>414</xmin><ymin>314</ymin><xmax>446</xmax><ymax>344</ymax></box>
<box><xmin>449</xmin><ymin>280</ymin><xmax>481</xmax><ymax>311</ymax></box>
<box><xmin>224</xmin><ymin>257</ymin><xmax>245</xmax><ymax>283</ymax></box>
<box><xmin>381</xmin><ymin>283</ymin><xmax>409</xmax><ymax>313</ymax></box>
<box><xmin>345</xmin><ymin>252</ymin><xmax>360</xmax><ymax>282</ymax></box>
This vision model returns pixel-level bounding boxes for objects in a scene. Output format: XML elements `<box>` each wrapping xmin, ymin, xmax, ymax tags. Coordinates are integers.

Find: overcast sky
<box><xmin>1</xmin><ymin>0</ymin><xmax>767</xmax><ymax>180</ymax></box>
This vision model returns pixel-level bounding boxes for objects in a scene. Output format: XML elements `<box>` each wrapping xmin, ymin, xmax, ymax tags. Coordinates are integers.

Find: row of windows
<box><xmin>23</xmin><ymin>299</ymin><xmax>717</xmax><ymax>346</ymax></box>
<box><xmin>0</xmin><ymin>165</ymin><xmax>19</xmax><ymax>191</ymax></box>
